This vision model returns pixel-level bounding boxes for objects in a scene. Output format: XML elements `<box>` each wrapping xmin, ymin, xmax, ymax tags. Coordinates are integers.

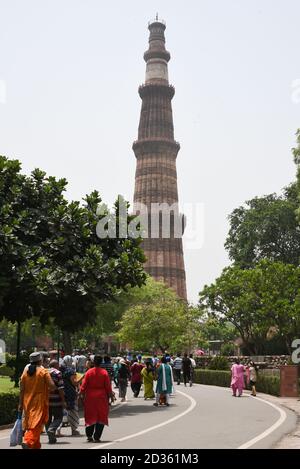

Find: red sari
<box><xmin>80</xmin><ymin>367</ymin><xmax>112</xmax><ymax>426</ymax></box>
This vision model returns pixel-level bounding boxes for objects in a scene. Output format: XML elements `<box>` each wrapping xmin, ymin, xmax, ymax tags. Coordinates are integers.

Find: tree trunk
<box><xmin>62</xmin><ymin>330</ymin><xmax>72</xmax><ymax>354</ymax></box>
<box><xmin>14</xmin><ymin>320</ymin><xmax>21</xmax><ymax>388</ymax></box>
<box><xmin>285</xmin><ymin>338</ymin><xmax>292</xmax><ymax>355</ymax></box>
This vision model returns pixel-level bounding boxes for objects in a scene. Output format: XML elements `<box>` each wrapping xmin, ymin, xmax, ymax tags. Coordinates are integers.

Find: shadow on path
<box><xmin>110</xmin><ymin>403</ymin><xmax>178</xmax><ymax>419</ymax></box>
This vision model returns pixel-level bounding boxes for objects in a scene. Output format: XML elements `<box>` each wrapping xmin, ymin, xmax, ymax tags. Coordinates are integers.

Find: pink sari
<box><xmin>231</xmin><ymin>364</ymin><xmax>245</xmax><ymax>396</ymax></box>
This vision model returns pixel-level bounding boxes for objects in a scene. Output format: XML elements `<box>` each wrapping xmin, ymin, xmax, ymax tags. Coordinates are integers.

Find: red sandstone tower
<box><xmin>133</xmin><ymin>18</ymin><xmax>187</xmax><ymax>299</ymax></box>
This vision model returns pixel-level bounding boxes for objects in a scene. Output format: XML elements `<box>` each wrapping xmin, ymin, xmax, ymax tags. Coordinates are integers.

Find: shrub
<box><xmin>208</xmin><ymin>356</ymin><xmax>230</xmax><ymax>370</ymax></box>
<box><xmin>0</xmin><ymin>365</ymin><xmax>14</xmax><ymax>377</ymax></box>
<box><xmin>0</xmin><ymin>391</ymin><xmax>19</xmax><ymax>425</ymax></box>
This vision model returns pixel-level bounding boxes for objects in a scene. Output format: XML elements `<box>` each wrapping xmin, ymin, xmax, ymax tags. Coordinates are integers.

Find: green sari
<box><xmin>141</xmin><ymin>367</ymin><xmax>155</xmax><ymax>398</ymax></box>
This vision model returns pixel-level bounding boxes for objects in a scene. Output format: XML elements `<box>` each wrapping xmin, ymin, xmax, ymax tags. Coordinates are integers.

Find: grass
<box><xmin>0</xmin><ymin>376</ymin><xmax>17</xmax><ymax>393</ymax></box>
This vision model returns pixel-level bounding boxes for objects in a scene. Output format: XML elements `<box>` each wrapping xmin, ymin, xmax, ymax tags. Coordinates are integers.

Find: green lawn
<box><xmin>0</xmin><ymin>376</ymin><xmax>17</xmax><ymax>393</ymax></box>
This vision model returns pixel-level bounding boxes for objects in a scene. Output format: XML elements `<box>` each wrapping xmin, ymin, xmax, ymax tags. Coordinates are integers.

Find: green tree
<box><xmin>0</xmin><ymin>157</ymin><xmax>146</xmax><ymax>357</ymax></box>
<box><xmin>292</xmin><ymin>128</ymin><xmax>300</xmax><ymax>221</ymax></box>
<box><xmin>0</xmin><ymin>156</ymin><xmax>68</xmax><ymax>324</ymax></box>
<box><xmin>200</xmin><ymin>317</ymin><xmax>236</xmax><ymax>342</ymax></box>
<box><xmin>199</xmin><ymin>260</ymin><xmax>300</xmax><ymax>354</ymax></box>
<box><xmin>35</xmin><ymin>192</ymin><xmax>146</xmax><ymax>352</ymax></box>
<box><xmin>116</xmin><ymin>278</ymin><xmax>203</xmax><ymax>353</ymax></box>
<box><xmin>199</xmin><ymin>265</ymin><xmax>270</xmax><ymax>354</ymax></box>
<box><xmin>225</xmin><ymin>185</ymin><xmax>300</xmax><ymax>267</ymax></box>
<box><xmin>0</xmin><ymin>157</ymin><xmax>68</xmax><ymax>383</ymax></box>
<box><xmin>256</xmin><ymin>260</ymin><xmax>300</xmax><ymax>353</ymax></box>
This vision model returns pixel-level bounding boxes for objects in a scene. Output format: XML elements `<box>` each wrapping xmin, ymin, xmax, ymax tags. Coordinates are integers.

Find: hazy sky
<box><xmin>1</xmin><ymin>0</ymin><xmax>299</xmax><ymax>303</ymax></box>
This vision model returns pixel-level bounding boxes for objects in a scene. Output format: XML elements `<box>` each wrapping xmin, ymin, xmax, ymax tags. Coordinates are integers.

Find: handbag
<box><xmin>9</xmin><ymin>412</ymin><xmax>23</xmax><ymax>447</ymax></box>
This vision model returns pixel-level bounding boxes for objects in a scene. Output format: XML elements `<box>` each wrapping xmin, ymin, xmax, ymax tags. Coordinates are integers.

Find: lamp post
<box><xmin>31</xmin><ymin>323</ymin><xmax>36</xmax><ymax>351</ymax></box>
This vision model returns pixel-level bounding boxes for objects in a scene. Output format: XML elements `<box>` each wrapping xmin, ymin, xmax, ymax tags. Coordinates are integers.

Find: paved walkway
<box><xmin>0</xmin><ymin>384</ymin><xmax>298</xmax><ymax>449</ymax></box>
<box><xmin>258</xmin><ymin>393</ymin><xmax>300</xmax><ymax>449</ymax></box>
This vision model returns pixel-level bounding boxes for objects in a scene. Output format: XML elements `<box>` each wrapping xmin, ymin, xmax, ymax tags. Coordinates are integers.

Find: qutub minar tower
<box><xmin>133</xmin><ymin>17</ymin><xmax>187</xmax><ymax>299</ymax></box>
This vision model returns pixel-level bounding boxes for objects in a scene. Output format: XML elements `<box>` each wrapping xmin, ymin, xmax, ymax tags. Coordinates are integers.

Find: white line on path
<box><xmin>0</xmin><ymin>388</ymin><xmax>288</xmax><ymax>448</ymax></box>
<box><xmin>92</xmin><ymin>390</ymin><xmax>197</xmax><ymax>449</ymax></box>
<box><xmin>238</xmin><ymin>395</ymin><xmax>287</xmax><ymax>449</ymax></box>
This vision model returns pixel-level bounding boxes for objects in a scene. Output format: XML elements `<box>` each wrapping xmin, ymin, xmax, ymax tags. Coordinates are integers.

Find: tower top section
<box><xmin>143</xmin><ymin>17</ymin><xmax>170</xmax><ymax>84</ymax></box>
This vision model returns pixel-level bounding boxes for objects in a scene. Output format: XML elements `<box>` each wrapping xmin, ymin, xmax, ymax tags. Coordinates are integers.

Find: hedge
<box><xmin>194</xmin><ymin>369</ymin><xmax>231</xmax><ymax>387</ymax></box>
<box><xmin>0</xmin><ymin>391</ymin><xmax>19</xmax><ymax>426</ymax></box>
<box><xmin>193</xmin><ymin>369</ymin><xmax>281</xmax><ymax>396</ymax></box>
<box><xmin>255</xmin><ymin>374</ymin><xmax>280</xmax><ymax>397</ymax></box>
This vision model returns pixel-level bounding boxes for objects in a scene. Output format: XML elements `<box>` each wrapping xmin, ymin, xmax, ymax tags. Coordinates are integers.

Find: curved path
<box><xmin>0</xmin><ymin>384</ymin><xmax>296</xmax><ymax>449</ymax></box>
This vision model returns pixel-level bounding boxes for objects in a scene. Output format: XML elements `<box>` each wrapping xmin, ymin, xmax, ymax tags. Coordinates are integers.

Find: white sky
<box><xmin>0</xmin><ymin>0</ymin><xmax>299</xmax><ymax>303</ymax></box>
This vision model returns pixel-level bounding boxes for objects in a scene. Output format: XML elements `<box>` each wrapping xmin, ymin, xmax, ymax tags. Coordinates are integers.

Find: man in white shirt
<box><xmin>173</xmin><ymin>353</ymin><xmax>183</xmax><ymax>385</ymax></box>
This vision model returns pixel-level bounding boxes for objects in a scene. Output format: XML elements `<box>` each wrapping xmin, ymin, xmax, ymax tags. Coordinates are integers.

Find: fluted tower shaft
<box><xmin>133</xmin><ymin>19</ymin><xmax>187</xmax><ymax>299</ymax></box>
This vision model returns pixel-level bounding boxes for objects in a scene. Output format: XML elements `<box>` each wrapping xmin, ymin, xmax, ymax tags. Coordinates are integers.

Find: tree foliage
<box><xmin>225</xmin><ymin>184</ymin><xmax>300</xmax><ymax>267</ymax></box>
<box><xmin>0</xmin><ymin>156</ymin><xmax>146</xmax><ymax>340</ymax></box>
<box><xmin>116</xmin><ymin>278</ymin><xmax>204</xmax><ymax>353</ymax></box>
<box><xmin>293</xmin><ymin>128</ymin><xmax>300</xmax><ymax>221</ymax></box>
<box><xmin>0</xmin><ymin>156</ymin><xmax>68</xmax><ymax>324</ymax></box>
<box><xmin>199</xmin><ymin>260</ymin><xmax>300</xmax><ymax>354</ymax></box>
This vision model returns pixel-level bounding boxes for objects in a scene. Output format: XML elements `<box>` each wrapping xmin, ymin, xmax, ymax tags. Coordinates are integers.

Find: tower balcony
<box><xmin>143</xmin><ymin>49</ymin><xmax>171</xmax><ymax>63</ymax></box>
<box><xmin>138</xmin><ymin>83</ymin><xmax>175</xmax><ymax>99</ymax></box>
<box><xmin>132</xmin><ymin>138</ymin><xmax>180</xmax><ymax>157</ymax></box>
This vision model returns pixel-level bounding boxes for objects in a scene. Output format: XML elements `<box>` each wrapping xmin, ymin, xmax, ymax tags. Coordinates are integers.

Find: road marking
<box><xmin>238</xmin><ymin>396</ymin><xmax>287</xmax><ymax>449</ymax></box>
<box><xmin>92</xmin><ymin>390</ymin><xmax>197</xmax><ymax>449</ymax></box>
<box><xmin>0</xmin><ymin>388</ymin><xmax>287</xmax><ymax>448</ymax></box>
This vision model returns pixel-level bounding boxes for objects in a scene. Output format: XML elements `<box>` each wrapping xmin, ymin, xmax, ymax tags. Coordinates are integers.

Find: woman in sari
<box><xmin>80</xmin><ymin>355</ymin><xmax>116</xmax><ymax>442</ymax></box>
<box><xmin>153</xmin><ymin>356</ymin><xmax>173</xmax><ymax>407</ymax></box>
<box><xmin>231</xmin><ymin>358</ymin><xmax>245</xmax><ymax>397</ymax></box>
<box><xmin>18</xmin><ymin>352</ymin><xmax>55</xmax><ymax>449</ymax></box>
<box><xmin>141</xmin><ymin>360</ymin><xmax>156</xmax><ymax>399</ymax></box>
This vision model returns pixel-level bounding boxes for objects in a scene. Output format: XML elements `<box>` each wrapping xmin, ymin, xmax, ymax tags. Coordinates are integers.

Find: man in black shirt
<box><xmin>181</xmin><ymin>353</ymin><xmax>192</xmax><ymax>387</ymax></box>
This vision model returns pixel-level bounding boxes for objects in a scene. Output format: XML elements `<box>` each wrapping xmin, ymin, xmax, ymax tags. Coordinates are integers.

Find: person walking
<box><xmin>182</xmin><ymin>353</ymin><xmax>192</xmax><ymax>387</ymax></box>
<box><xmin>113</xmin><ymin>358</ymin><xmax>121</xmax><ymax>388</ymax></box>
<box><xmin>141</xmin><ymin>360</ymin><xmax>156</xmax><ymax>399</ymax></box>
<box><xmin>101</xmin><ymin>355</ymin><xmax>114</xmax><ymax>382</ymax></box>
<box><xmin>173</xmin><ymin>353</ymin><xmax>183</xmax><ymax>385</ymax></box>
<box><xmin>80</xmin><ymin>355</ymin><xmax>115</xmax><ymax>443</ymax></box>
<box><xmin>18</xmin><ymin>352</ymin><xmax>55</xmax><ymax>449</ymax></box>
<box><xmin>130</xmin><ymin>357</ymin><xmax>144</xmax><ymax>398</ymax></box>
<box><xmin>152</xmin><ymin>353</ymin><xmax>158</xmax><ymax>367</ymax></box>
<box><xmin>118</xmin><ymin>359</ymin><xmax>130</xmax><ymax>402</ymax></box>
<box><xmin>60</xmin><ymin>355</ymin><xmax>81</xmax><ymax>436</ymax></box>
<box><xmin>46</xmin><ymin>360</ymin><xmax>66</xmax><ymax>444</ymax></box>
<box><xmin>231</xmin><ymin>358</ymin><xmax>245</xmax><ymax>397</ymax></box>
<box><xmin>189</xmin><ymin>353</ymin><xmax>196</xmax><ymax>384</ymax></box>
<box><xmin>153</xmin><ymin>356</ymin><xmax>173</xmax><ymax>407</ymax></box>
<box><xmin>248</xmin><ymin>361</ymin><xmax>258</xmax><ymax>396</ymax></box>
<box><xmin>76</xmin><ymin>351</ymin><xmax>87</xmax><ymax>374</ymax></box>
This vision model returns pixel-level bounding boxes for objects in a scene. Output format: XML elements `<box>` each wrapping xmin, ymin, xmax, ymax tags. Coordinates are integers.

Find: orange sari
<box><xmin>21</xmin><ymin>366</ymin><xmax>52</xmax><ymax>449</ymax></box>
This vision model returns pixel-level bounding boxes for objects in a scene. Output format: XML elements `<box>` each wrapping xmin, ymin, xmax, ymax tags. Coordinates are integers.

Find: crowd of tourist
<box><xmin>16</xmin><ymin>349</ymin><xmax>197</xmax><ymax>449</ymax></box>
